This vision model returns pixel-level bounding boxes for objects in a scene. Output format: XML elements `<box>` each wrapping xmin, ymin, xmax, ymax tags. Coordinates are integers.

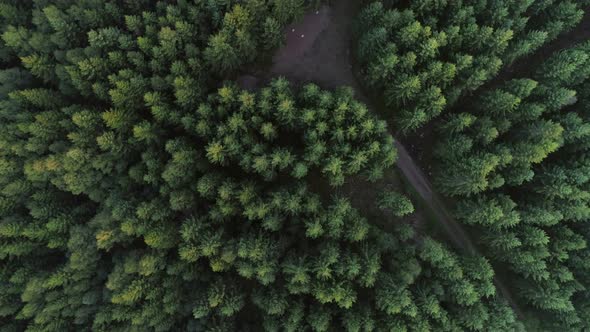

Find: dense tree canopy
<box><xmin>354</xmin><ymin>0</ymin><xmax>587</xmax><ymax>132</ymax></box>
<box><xmin>0</xmin><ymin>1</ymin><xmax>525</xmax><ymax>329</ymax></box>
<box><xmin>352</xmin><ymin>1</ymin><xmax>590</xmax><ymax>330</ymax></box>
<box><xmin>3</xmin><ymin>0</ymin><xmax>590</xmax><ymax>330</ymax></box>
<box><xmin>194</xmin><ymin>80</ymin><xmax>396</xmax><ymax>186</ymax></box>
<box><xmin>434</xmin><ymin>40</ymin><xmax>590</xmax><ymax>331</ymax></box>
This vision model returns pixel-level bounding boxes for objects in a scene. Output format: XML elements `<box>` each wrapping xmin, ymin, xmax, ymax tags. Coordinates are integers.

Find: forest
<box><xmin>1</xmin><ymin>0</ymin><xmax>590</xmax><ymax>331</ymax></box>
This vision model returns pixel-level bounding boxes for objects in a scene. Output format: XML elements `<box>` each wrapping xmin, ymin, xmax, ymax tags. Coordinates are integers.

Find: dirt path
<box><xmin>240</xmin><ymin>0</ymin><xmax>524</xmax><ymax>318</ymax></box>
<box><xmin>395</xmin><ymin>142</ymin><xmax>524</xmax><ymax>318</ymax></box>
<box><xmin>268</xmin><ymin>3</ymin><xmax>366</xmax><ymax>96</ymax></box>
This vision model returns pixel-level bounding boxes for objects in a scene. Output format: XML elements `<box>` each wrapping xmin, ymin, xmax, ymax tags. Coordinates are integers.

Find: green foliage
<box><xmin>378</xmin><ymin>190</ymin><xmax>414</xmax><ymax>216</ymax></box>
<box><xmin>191</xmin><ymin>81</ymin><xmax>396</xmax><ymax>186</ymax></box>
<box><xmin>354</xmin><ymin>0</ymin><xmax>585</xmax><ymax>132</ymax></box>
<box><xmin>4</xmin><ymin>0</ymin><xmax>587</xmax><ymax>330</ymax></box>
<box><xmin>434</xmin><ymin>40</ymin><xmax>590</xmax><ymax>330</ymax></box>
<box><xmin>0</xmin><ymin>0</ymin><xmax>405</xmax><ymax>330</ymax></box>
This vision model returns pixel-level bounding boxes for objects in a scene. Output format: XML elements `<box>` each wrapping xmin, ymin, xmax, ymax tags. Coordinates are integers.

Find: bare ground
<box><xmin>269</xmin><ymin>3</ymin><xmax>363</xmax><ymax>93</ymax></box>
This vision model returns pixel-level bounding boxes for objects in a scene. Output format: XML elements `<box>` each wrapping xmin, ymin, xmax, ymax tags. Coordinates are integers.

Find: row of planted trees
<box><xmin>354</xmin><ymin>0</ymin><xmax>588</xmax><ymax>132</ymax></box>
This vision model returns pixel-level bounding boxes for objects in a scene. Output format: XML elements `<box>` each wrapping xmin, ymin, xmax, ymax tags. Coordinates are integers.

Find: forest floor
<box><xmin>238</xmin><ymin>0</ymin><xmax>525</xmax><ymax>316</ymax></box>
